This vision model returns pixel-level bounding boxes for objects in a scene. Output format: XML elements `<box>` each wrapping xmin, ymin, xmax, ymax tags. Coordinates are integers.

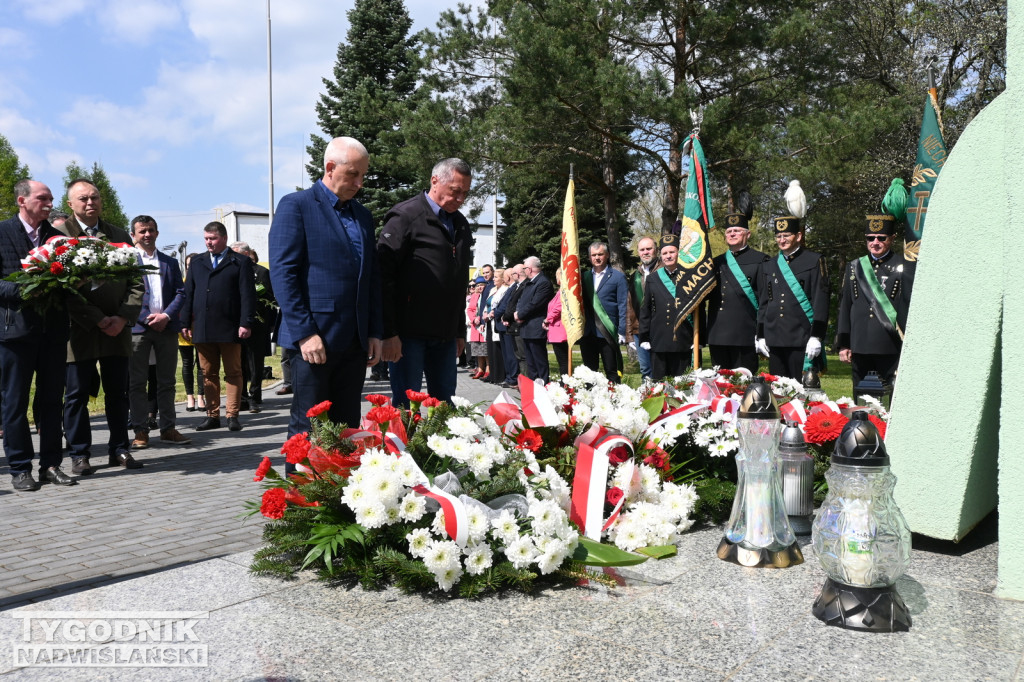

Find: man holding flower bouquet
<box><xmin>0</xmin><ymin>180</ymin><xmax>72</xmax><ymax>491</ymax></box>
<box><xmin>56</xmin><ymin>179</ymin><xmax>145</xmax><ymax>474</ymax></box>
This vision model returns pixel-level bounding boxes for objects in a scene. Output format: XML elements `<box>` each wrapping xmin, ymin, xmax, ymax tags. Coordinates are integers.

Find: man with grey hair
<box><xmin>271</xmin><ymin>137</ymin><xmax>382</xmax><ymax>471</ymax></box>
<box><xmin>514</xmin><ymin>256</ymin><xmax>554</xmax><ymax>383</ymax></box>
<box><xmin>378</xmin><ymin>157</ymin><xmax>474</xmax><ymax>406</ymax></box>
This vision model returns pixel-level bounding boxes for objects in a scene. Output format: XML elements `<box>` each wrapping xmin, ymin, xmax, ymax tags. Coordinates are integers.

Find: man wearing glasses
<box><xmin>835</xmin><ymin>213</ymin><xmax>916</xmax><ymax>390</ymax></box>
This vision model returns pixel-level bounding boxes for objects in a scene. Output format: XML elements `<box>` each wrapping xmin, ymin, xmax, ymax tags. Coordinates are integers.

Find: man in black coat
<box><xmin>494</xmin><ymin>264</ymin><xmax>524</xmax><ymax>387</ymax></box>
<box><xmin>706</xmin><ymin>209</ymin><xmax>768</xmax><ymax>373</ymax></box>
<box><xmin>0</xmin><ymin>180</ymin><xmax>73</xmax><ymax>491</ymax></box>
<box><xmin>638</xmin><ymin>234</ymin><xmax>699</xmax><ymax>381</ymax></box>
<box><xmin>756</xmin><ymin>216</ymin><xmax>830</xmax><ymax>380</ymax></box>
<box><xmin>836</xmin><ymin>213</ymin><xmax>915</xmax><ymax>390</ymax></box>
<box><xmin>231</xmin><ymin>243</ymin><xmax>274</xmax><ymax>413</ymax></box>
<box><xmin>514</xmin><ymin>256</ymin><xmax>554</xmax><ymax>383</ymax></box>
<box><xmin>181</xmin><ymin>222</ymin><xmax>255</xmax><ymax>432</ymax></box>
<box><xmin>378</xmin><ymin>158</ymin><xmax>473</xmax><ymax>406</ymax></box>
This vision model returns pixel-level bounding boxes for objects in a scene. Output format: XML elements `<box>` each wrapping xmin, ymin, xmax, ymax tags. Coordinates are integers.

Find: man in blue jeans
<box><xmin>378</xmin><ymin>159</ymin><xmax>474</xmax><ymax>406</ymax></box>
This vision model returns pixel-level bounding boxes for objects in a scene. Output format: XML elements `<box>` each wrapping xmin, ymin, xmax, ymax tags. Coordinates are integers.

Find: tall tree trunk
<box><xmin>602</xmin><ymin>135</ymin><xmax>624</xmax><ymax>268</ymax></box>
<box><xmin>662</xmin><ymin>2</ymin><xmax>689</xmax><ymax>233</ymax></box>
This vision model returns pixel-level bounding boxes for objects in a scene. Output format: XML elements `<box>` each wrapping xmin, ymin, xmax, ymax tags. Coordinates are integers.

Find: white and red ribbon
<box><xmin>411</xmin><ymin>484</ymin><xmax>469</xmax><ymax>547</ymax></box>
<box><xmin>518</xmin><ymin>375</ymin><xmax>560</xmax><ymax>428</ymax></box>
<box><xmin>569</xmin><ymin>425</ymin><xmax>633</xmax><ymax>540</ymax></box>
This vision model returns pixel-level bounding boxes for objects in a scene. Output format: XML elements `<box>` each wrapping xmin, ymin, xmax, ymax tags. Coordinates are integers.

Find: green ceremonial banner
<box><xmin>675</xmin><ymin>134</ymin><xmax>717</xmax><ymax>318</ymax></box>
<box><xmin>905</xmin><ymin>92</ymin><xmax>948</xmax><ymax>260</ymax></box>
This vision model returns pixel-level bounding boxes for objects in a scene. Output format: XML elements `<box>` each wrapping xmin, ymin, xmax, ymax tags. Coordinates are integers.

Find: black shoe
<box><xmin>501</xmin><ymin>381</ymin><xmax>518</xmax><ymax>389</ymax></box>
<box><xmin>109</xmin><ymin>450</ymin><xmax>143</xmax><ymax>469</ymax></box>
<box><xmin>71</xmin><ymin>457</ymin><xmax>94</xmax><ymax>475</ymax></box>
<box><xmin>196</xmin><ymin>417</ymin><xmax>221</xmax><ymax>431</ymax></box>
<box><xmin>12</xmin><ymin>472</ymin><xmax>39</xmax><ymax>492</ymax></box>
<box><xmin>41</xmin><ymin>466</ymin><xmax>76</xmax><ymax>486</ymax></box>
<box><xmin>227</xmin><ymin>417</ymin><xmax>242</xmax><ymax>432</ymax></box>
<box><xmin>249</xmin><ymin>404</ymin><xmax>262</xmax><ymax>414</ymax></box>
<box><xmin>275</xmin><ymin>386</ymin><xmax>292</xmax><ymax>395</ymax></box>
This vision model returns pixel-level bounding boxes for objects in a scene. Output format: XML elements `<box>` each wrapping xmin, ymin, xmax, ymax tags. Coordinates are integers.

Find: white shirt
<box><xmin>18</xmin><ymin>215</ymin><xmax>40</xmax><ymax>247</ymax></box>
<box><xmin>593</xmin><ymin>266</ymin><xmax>607</xmax><ymax>291</ymax></box>
<box><xmin>137</xmin><ymin>248</ymin><xmax>164</xmax><ymax>314</ymax></box>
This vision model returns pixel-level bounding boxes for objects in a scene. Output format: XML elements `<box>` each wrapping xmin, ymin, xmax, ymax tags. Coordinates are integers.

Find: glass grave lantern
<box><xmin>717</xmin><ymin>377</ymin><xmax>803</xmax><ymax>568</ymax></box>
<box><xmin>855</xmin><ymin>370</ymin><xmax>892</xmax><ymax>410</ymax></box>
<box><xmin>801</xmin><ymin>366</ymin><xmax>828</xmax><ymax>403</ymax></box>
<box><xmin>811</xmin><ymin>411</ymin><xmax>912</xmax><ymax>632</ymax></box>
<box><xmin>779</xmin><ymin>420</ymin><xmax>814</xmax><ymax>536</ymax></box>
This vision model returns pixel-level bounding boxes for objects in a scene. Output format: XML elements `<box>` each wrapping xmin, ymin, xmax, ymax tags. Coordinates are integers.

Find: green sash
<box><xmin>631</xmin><ymin>271</ymin><xmax>644</xmax><ymax>309</ymax></box>
<box><xmin>583</xmin><ymin>271</ymin><xmax>616</xmax><ymax>342</ymax></box>
<box><xmin>725</xmin><ymin>251</ymin><xmax>758</xmax><ymax>311</ymax></box>
<box><xmin>777</xmin><ymin>254</ymin><xmax>822</xmax><ymax>372</ymax></box>
<box><xmin>856</xmin><ymin>256</ymin><xmax>903</xmax><ymax>341</ymax></box>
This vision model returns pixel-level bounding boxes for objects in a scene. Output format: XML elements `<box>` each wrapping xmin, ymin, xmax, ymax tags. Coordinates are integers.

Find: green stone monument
<box><xmin>886</xmin><ymin>2</ymin><xmax>1022</xmax><ymax>600</ymax></box>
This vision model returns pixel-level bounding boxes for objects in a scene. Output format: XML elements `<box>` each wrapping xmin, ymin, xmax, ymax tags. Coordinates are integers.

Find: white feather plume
<box><xmin>784</xmin><ymin>180</ymin><xmax>807</xmax><ymax>218</ymax></box>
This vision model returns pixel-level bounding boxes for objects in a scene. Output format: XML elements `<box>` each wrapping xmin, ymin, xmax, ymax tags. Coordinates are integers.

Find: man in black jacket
<box><xmin>515</xmin><ymin>257</ymin><xmax>554</xmax><ymax>383</ymax></box>
<box><xmin>181</xmin><ymin>222</ymin><xmax>255</xmax><ymax>432</ymax></box>
<box><xmin>378</xmin><ymin>158</ymin><xmax>473</xmax><ymax>406</ymax></box>
<box><xmin>0</xmin><ymin>180</ymin><xmax>73</xmax><ymax>490</ymax></box>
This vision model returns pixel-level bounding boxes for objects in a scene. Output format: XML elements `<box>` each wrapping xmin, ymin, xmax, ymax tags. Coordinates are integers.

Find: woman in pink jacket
<box><xmin>543</xmin><ymin>269</ymin><xmax>569</xmax><ymax>377</ymax></box>
<box><xmin>467</xmin><ymin>277</ymin><xmax>488</xmax><ymax>379</ymax></box>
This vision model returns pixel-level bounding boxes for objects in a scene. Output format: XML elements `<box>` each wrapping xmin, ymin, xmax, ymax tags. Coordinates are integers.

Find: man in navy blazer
<box><xmin>127</xmin><ymin>216</ymin><xmax>190</xmax><ymax>448</ymax></box>
<box><xmin>270</xmin><ymin>137</ymin><xmax>382</xmax><ymax>450</ymax></box>
<box><xmin>514</xmin><ymin>256</ymin><xmax>554</xmax><ymax>384</ymax></box>
<box><xmin>581</xmin><ymin>242</ymin><xmax>628</xmax><ymax>384</ymax></box>
<box><xmin>0</xmin><ymin>180</ymin><xmax>73</xmax><ymax>491</ymax></box>
<box><xmin>181</xmin><ymin>222</ymin><xmax>255</xmax><ymax>432</ymax></box>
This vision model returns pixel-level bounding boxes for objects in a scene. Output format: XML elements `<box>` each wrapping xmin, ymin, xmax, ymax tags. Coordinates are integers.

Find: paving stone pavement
<box><xmin>0</xmin><ymin>367</ymin><xmax>510</xmax><ymax>609</ymax></box>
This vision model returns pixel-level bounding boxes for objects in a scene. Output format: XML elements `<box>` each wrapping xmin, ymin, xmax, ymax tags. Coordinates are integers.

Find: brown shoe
<box><xmin>159</xmin><ymin>428</ymin><xmax>192</xmax><ymax>445</ymax></box>
<box><xmin>131</xmin><ymin>430</ymin><xmax>149</xmax><ymax>449</ymax></box>
<box><xmin>275</xmin><ymin>385</ymin><xmax>292</xmax><ymax>395</ymax></box>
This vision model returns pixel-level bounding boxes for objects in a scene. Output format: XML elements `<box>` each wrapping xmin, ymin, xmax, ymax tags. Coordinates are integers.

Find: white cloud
<box><xmin>13</xmin><ymin>0</ymin><xmax>89</xmax><ymax>24</ymax></box>
<box><xmin>0</xmin><ymin>27</ymin><xmax>31</xmax><ymax>53</ymax></box>
<box><xmin>106</xmin><ymin>0</ymin><xmax>182</xmax><ymax>44</ymax></box>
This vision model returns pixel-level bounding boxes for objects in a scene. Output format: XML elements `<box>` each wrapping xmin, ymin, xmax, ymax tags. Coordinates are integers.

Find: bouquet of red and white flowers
<box><xmin>5</xmin><ymin>235</ymin><xmax>155</xmax><ymax>310</ymax></box>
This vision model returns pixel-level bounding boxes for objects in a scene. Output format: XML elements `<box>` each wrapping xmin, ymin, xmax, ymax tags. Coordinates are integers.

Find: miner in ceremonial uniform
<box><xmin>706</xmin><ymin>191</ymin><xmax>767</xmax><ymax>373</ymax></box>
<box><xmin>755</xmin><ymin>180</ymin><xmax>830</xmax><ymax>380</ymax></box>
<box><xmin>836</xmin><ymin>210</ymin><xmax>915</xmax><ymax>390</ymax></box>
<box><xmin>638</xmin><ymin>233</ymin><xmax>699</xmax><ymax>381</ymax></box>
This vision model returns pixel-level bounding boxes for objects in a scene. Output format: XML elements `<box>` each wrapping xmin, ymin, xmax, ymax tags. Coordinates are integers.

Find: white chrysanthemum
<box><xmin>463</xmin><ymin>544</ymin><xmax>493</xmax><ymax>575</ymax></box>
<box><xmin>447</xmin><ymin>416</ymin><xmax>481</xmax><ymax>438</ymax></box>
<box><xmin>383</xmin><ymin>502</ymin><xmax>402</xmax><ymax>524</ymax></box>
<box><xmin>450</xmin><ymin>396</ymin><xmax>473</xmax><ymax>408</ymax></box>
<box><xmin>546</xmin><ymin>384</ymin><xmax>569</xmax><ymax>407</ymax></box>
<box><xmin>709</xmin><ymin>439</ymin><xmax>736</xmax><ymax>457</ymax></box>
<box><xmin>481</xmin><ymin>436</ymin><xmax>507</xmax><ymax>465</ymax></box>
<box><xmin>466</xmin><ymin>507</ymin><xmax>490</xmax><ymax>543</ymax></box>
<box><xmin>467</xmin><ymin>448</ymin><xmax>492</xmax><ymax>479</ymax></box>
<box><xmin>398</xmin><ymin>492</ymin><xmax>427</xmax><ymax>522</ymax></box>
<box><xmin>367</xmin><ymin>470</ymin><xmax>402</xmax><ymax>502</ymax></box>
<box><xmin>447</xmin><ymin>438</ymin><xmax>472</xmax><ymax>464</ymax></box>
<box><xmin>431</xmin><ymin>510</ymin><xmax>448</xmax><ymax>536</ymax></box>
<box><xmin>536</xmin><ymin>538</ymin><xmax>569</xmax><ymax>574</ymax></box>
<box><xmin>482</xmin><ymin>414</ymin><xmax>502</xmax><ymax>436</ymax></box>
<box><xmin>612</xmin><ymin>517</ymin><xmax>647</xmax><ymax>552</ymax></box>
<box><xmin>504</xmin><ymin>536</ymin><xmax>538</xmax><ymax>569</ymax></box>
<box><xmin>529</xmin><ymin>499</ymin><xmax>566</xmax><ymax>536</ymax></box>
<box><xmin>354</xmin><ymin>501</ymin><xmax>387</xmax><ymax>529</ymax></box>
<box><xmin>406</xmin><ymin>528</ymin><xmax>431</xmax><ymax>557</ymax></box>
<box><xmin>396</xmin><ymin>457</ymin><xmax>423</xmax><ymax>486</ymax></box>
<box><xmin>491</xmin><ymin>510</ymin><xmax>520</xmax><ymax>545</ymax></box>
<box><xmin>422</xmin><ymin>539</ymin><xmax>461</xmax><ymax>572</ymax></box>
<box><xmin>639</xmin><ymin>464</ymin><xmax>661</xmax><ymax>494</ymax></box>
<box><xmin>433</xmin><ymin>564</ymin><xmax>464</xmax><ymax>591</ymax></box>
<box><xmin>340</xmin><ymin>482</ymin><xmax>369</xmax><ymax>508</ymax></box>
<box><xmin>361</xmin><ymin>448</ymin><xmax>388</xmax><ymax>470</ymax></box>
<box><xmin>426</xmin><ymin>434</ymin><xmax>450</xmax><ymax>457</ymax></box>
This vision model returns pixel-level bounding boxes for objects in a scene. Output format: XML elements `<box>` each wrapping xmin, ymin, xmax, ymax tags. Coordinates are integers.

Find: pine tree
<box><xmin>307</xmin><ymin>0</ymin><xmax>424</xmax><ymax>220</ymax></box>
<box><xmin>60</xmin><ymin>161</ymin><xmax>129</xmax><ymax>229</ymax></box>
<box><xmin>0</xmin><ymin>135</ymin><xmax>31</xmax><ymax>220</ymax></box>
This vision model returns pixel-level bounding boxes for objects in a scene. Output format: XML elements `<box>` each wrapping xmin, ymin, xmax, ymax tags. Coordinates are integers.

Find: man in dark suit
<box><xmin>378</xmin><ymin>158</ymin><xmax>473</xmax><ymax>406</ymax></box>
<box><xmin>836</xmin><ymin>212</ymin><xmax>915</xmax><ymax>390</ymax></box>
<box><xmin>57</xmin><ymin>179</ymin><xmax>145</xmax><ymax>473</ymax></box>
<box><xmin>514</xmin><ymin>256</ymin><xmax>554</xmax><ymax>383</ymax></box>
<box><xmin>581</xmin><ymin>242</ymin><xmax>628</xmax><ymax>383</ymax></box>
<box><xmin>638</xmin><ymin>234</ymin><xmax>700</xmax><ymax>381</ymax></box>
<box><xmin>232</xmin><ymin>243</ymin><xmax>274</xmax><ymax>413</ymax></box>
<box><xmin>706</xmin><ymin>209</ymin><xmax>768</xmax><ymax>373</ymax></box>
<box><xmin>270</xmin><ymin>137</ymin><xmax>382</xmax><ymax>452</ymax></box>
<box><xmin>494</xmin><ymin>264</ymin><xmax>523</xmax><ymax>388</ymax></box>
<box><xmin>756</xmin><ymin>215</ymin><xmax>830</xmax><ymax>380</ymax></box>
<box><xmin>127</xmin><ymin>216</ymin><xmax>190</xmax><ymax>449</ymax></box>
<box><xmin>181</xmin><ymin>221</ymin><xmax>255</xmax><ymax>432</ymax></box>
<box><xmin>0</xmin><ymin>180</ymin><xmax>73</xmax><ymax>491</ymax></box>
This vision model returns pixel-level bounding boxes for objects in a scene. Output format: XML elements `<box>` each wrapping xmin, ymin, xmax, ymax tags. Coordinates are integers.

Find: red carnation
<box><xmin>804</xmin><ymin>411</ymin><xmax>849</xmax><ymax>445</ymax></box>
<box><xmin>718</xmin><ymin>369</ymin><xmax>735</xmax><ymax>377</ymax></box>
<box><xmin>868</xmin><ymin>414</ymin><xmax>887</xmax><ymax>439</ymax></box>
<box><xmin>406</xmin><ymin>390</ymin><xmax>430</xmax><ymax>404</ymax></box>
<box><xmin>606</xmin><ymin>486</ymin><xmax>624</xmax><ymax>506</ymax></box>
<box><xmin>260</xmin><ymin>488</ymin><xmax>287</xmax><ymax>519</ymax></box>
<box><xmin>281</xmin><ymin>432</ymin><xmax>311</xmax><ymax>464</ymax></box>
<box><xmin>306</xmin><ymin>400</ymin><xmax>332</xmax><ymax>419</ymax></box>
<box><xmin>643</xmin><ymin>451</ymin><xmax>668</xmax><ymax>471</ymax></box>
<box><xmin>365</xmin><ymin>394</ymin><xmax>390</xmax><ymax>406</ymax></box>
<box><xmin>608</xmin><ymin>445</ymin><xmax>631</xmax><ymax>464</ymax></box>
<box><xmin>67</xmin><ymin>239</ymin><xmax>79</xmax><ymax>246</ymax></box>
<box><xmin>366</xmin><ymin>405</ymin><xmax>401</xmax><ymax>426</ymax></box>
<box><xmin>422</xmin><ymin>397</ymin><xmax>441</xmax><ymax>408</ymax></box>
<box><xmin>760</xmin><ymin>373</ymin><xmax>779</xmax><ymax>382</ymax></box>
<box><xmin>253</xmin><ymin>456</ymin><xmax>272</xmax><ymax>481</ymax></box>
<box><xmin>516</xmin><ymin>428</ymin><xmax>543</xmax><ymax>452</ymax></box>
<box><xmin>50</xmin><ymin>262</ymin><xmax>64</xmax><ymax>274</ymax></box>
<box><xmin>54</xmin><ymin>245</ymin><xmax>69</xmax><ymax>256</ymax></box>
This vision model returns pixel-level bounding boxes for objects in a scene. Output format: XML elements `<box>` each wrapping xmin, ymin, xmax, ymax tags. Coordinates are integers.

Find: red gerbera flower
<box><xmin>406</xmin><ymin>390</ymin><xmax>430</xmax><ymax>404</ymax></box>
<box><xmin>281</xmin><ymin>432</ymin><xmax>311</xmax><ymax>464</ymax></box>
<box><xmin>365</xmin><ymin>394</ymin><xmax>390</xmax><ymax>406</ymax></box>
<box><xmin>516</xmin><ymin>429</ymin><xmax>543</xmax><ymax>452</ymax></box>
<box><xmin>253</xmin><ymin>456</ymin><xmax>272</xmax><ymax>482</ymax></box>
<box><xmin>804</xmin><ymin>411</ymin><xmax>849</xmax><ymax>445</ymax></box>
<box><xmin>868</xmin><ymin>414</ymin><xmax>887</xmax><ymax>439</ymax></box>
<box><xmin>606</xmin><ymin>486</ymin><xmax>624</xmax><ymax>506</ymax></box>
<box><xmin>608</xmin><ymin>445</ymin><xmax>631</xmax><ymax>464</ymax></box>
<box><xmin>306</xmin><ymin>400</ymin><xmax>332</xmax><ymax>419</ymax></box>
<box><xmin>260</xmin><ymin>488</ymin><xmax>287</xmax><ymax>519</ymax></box>
<box><xmin>366</xmin><ymin>405</ymin><xmax>401</xmax><ymax>426</ymax></box>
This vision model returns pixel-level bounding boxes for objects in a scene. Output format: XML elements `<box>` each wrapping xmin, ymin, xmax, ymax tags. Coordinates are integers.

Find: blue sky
<box><xmin>0</xmin><ymin>0</ymin><xmax>466</xmax><ymax>251</ymax></box>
